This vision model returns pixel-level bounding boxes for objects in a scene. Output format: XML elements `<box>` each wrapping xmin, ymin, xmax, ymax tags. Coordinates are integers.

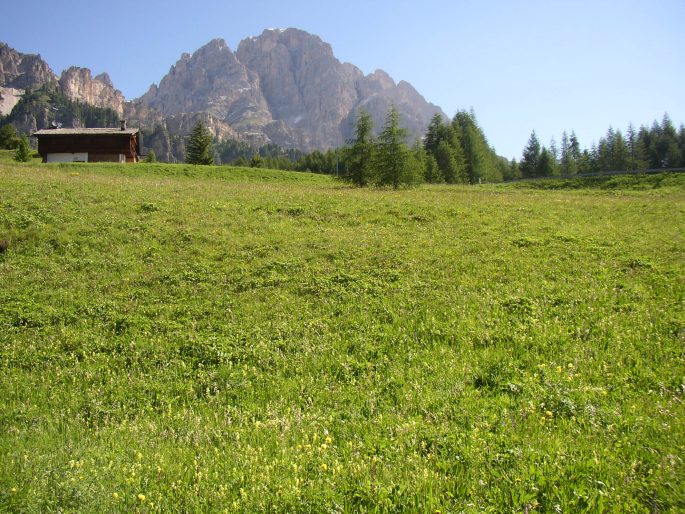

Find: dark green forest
<box><xmin>517</xmin><ymin>114</ymin><xmax>685</xmax><ymax>180</ymax></box>
<box><xmin>213</xmin><ymin>109</ymin><xmax>685</xmax><ymax>186</ymax></box>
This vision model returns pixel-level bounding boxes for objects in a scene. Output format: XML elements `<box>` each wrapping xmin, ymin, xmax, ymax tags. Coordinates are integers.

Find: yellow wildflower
<box><xmin>138</xmin><ymin>493</ymin><xmax>146</xmax><ymax>502</ymax></box>
<box><xmin>320</xmin><ymin>463</ymin><xmax>328</xmax><ymax>471</ymax></box>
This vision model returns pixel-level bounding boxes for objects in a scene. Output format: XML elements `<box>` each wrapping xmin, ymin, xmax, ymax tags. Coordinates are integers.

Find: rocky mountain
<box><xmin>140</xmin><ymin>28</ymin><xmax>445</xmax><ymax>151</ymax></box>
<box><xmin>0</xmin><ymin>43</ymin><xmax>58</xmax><ymax>90</ymax></box>
<box><xmin>59</xmin><ymin>67</ymin><xmax>125</xmax><ymax>115</ymax></box>
<box><xmin>0</xmin><ymin>43</ymin><xmax>126</xmax><ymax>123</ymax></box>
<box><xmin>1</xmin><ymin>29</ymin><xmax>446</xmax><ymax>157</ymax></box>
<box><xmin>0</xmin><ymin>43</ymin><xmax>58</xmax><ymax>116</ymax></box>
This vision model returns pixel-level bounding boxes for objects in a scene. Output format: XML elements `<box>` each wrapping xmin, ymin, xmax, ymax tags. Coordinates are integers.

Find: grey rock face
<box><xmin>140</xmin><ymin>28</ymin><xmax>446</xmax><ymax>150</ymax></box>
<box><xmin>0</xmin><ymin>43</ymin><xmax>58</xmax><ymax>89</ymax></box>
<box><xmin>59</xmin><ymin>66</ymin><xmax>125</xmax><ymax>115</ymax></box>
<box><xmin>2</xmin><ymin>29</ymin><xmax>446</xmax><ymax>154</ymax></box>
<box><xmin>139</xmin><ymin>39</ymin><xmax>272</xmax><ymax>128</ymax></box>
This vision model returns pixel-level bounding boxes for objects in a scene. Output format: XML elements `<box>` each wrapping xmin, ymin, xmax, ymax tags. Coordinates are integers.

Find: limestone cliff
<box><xmin>59</xmin><ymin>67</ymin><xmax>125</xmax><ymax>115</ymax></box>
<box><xmin>2</xmin><ymin>30</ymin><xmax>447</xmax><ymax>155</ymax></box>
<box><xmin>0</xmin><ymin>42</ymin><xmax>58</xmax><ymax>89</ymax></box>
<box><xmin>140</xmin><ymin>28</ymin><xmax>445</xmax><ymax>150</ymax></box>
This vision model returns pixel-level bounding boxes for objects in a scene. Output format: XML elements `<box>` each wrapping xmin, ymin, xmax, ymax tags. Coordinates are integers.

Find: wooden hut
<box><xmin>33</xmin><ymin>121</ymin><xmax>140</xmax><ymax>163</ymax></box>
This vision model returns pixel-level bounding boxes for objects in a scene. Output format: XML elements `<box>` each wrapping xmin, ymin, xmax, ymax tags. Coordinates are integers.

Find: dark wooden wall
<box><xmin>37</xmin><ymin>134</ymin><xmax>139</xmax><ymax>161</ymax></box>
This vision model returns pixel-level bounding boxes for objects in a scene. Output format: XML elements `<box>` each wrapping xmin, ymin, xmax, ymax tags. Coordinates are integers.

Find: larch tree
<box><xmin>373</xmin><ymin>106</ymin><xmax>419</xmax><ymax>188</ymax></box>
<box><xmin>435</xmin><ymin>140</ymin><xmax>460</xmax><ymax>183</ymax></box>
<box><xmin>345</xmin><ymin>110</ymin><xmax>375</xmax><ymax>186</ymax></box>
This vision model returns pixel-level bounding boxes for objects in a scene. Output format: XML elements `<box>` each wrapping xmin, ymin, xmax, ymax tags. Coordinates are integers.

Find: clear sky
<box><xmin>3</xmin><ymin>0</ymin><xmax>684</xmax><ymax>158</ymax></box>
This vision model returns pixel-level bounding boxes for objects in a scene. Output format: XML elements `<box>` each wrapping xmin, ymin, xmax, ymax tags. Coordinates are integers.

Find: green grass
<box><xmin>1</xmin><ymin>163</ymin><xmax>684</xmax><ymax>512</ymax></box>
<box><xmin>0</xmin><ymin>149</ymin><xmax>42</xmax><ymax>165</ymax></box>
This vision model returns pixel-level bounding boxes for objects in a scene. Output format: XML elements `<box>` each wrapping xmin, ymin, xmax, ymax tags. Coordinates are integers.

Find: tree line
<box><xmin>516</xmin><ymin>114</ymin><xmax>685</xmax><ymax>179</ymax></box>
<box><xmin>3</xmin><ymin>86</ymin><xmax>682</xmax><ymax>182</ymax></box>
<box><xmin>186</xmin><ymin>106</ymin><xmax>508</xmax><ymax>188</ymax></box>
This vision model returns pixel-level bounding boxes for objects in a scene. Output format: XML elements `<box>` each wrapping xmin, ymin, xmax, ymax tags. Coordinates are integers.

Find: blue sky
<box><xmin>3</xmin><ymin>0</ymin><xmax>684</xmax><ymax>158</ymax></box>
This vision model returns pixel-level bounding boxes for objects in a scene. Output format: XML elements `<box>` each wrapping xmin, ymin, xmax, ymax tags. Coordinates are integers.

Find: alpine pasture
<box><xmin>1</xmin><ymin>161</ymin><xmax>683</xmax><ymax>512</ymax></box>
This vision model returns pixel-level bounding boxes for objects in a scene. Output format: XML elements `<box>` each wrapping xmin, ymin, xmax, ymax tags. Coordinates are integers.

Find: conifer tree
<box><xmin>451</xmin><ymin>110</ymin><xmax>501</xmax><ymax>182</ymax></box>
<box><xmin>656</xmin><ymin>114</ymin><xmax>681</xmax><ymax>167</ymax></box>
<box><xmin>520</xmin><ymin>131</ymin><xmax>541</xmax><ymax>178</ymax></box>
<box><xmin>423</xmin><ymin>154</ymin><xmax>442</xmax><ymax>183</ymax></box>
<box><xmin>560</xmin><ymin>131</ymin><xmax>578</xmax><ymax>176</ymax></box>
<box><xmin>411</xmin><ymin>139</ymin><xmax>428</xmax><ymax>182</ymax></box>
<box><xmin>13</xmin><ymin>136</ymin><xmax>32</xmax><ymax>162</ymax></box>
<box><xmin>373</xmin><ymin>106</ymin><xmax>418</xmax><ymax>188</ymax></box>
<box><xmin>345</xmin><ymin>110</ymin><xmax>375</xmax><ymax>186</ymax></box>
<box><xmin>569</xmin><ymin>131</ymin><xmax>581</xmax><ymax>163</ymax></box>
<box><xmin>435</xmin><ymin>140</ymin><xmax>460</xmax><ymax>183</ymax></box>
<box><xmin>185</xmin><ymin>121</ymin><xmax>214</xmax><ymax>165</ymax></box>
<box><xmin>144</xmin><ymin>149</ymin><xmax>157</xmax><ymax>163</ymax></box>
<box><xmin>250</xmin><ymin>153</ymin><xmax>264</xmax><ymax>168</ymax></box>
<box><xmin>608</xmin><ymin>129</ymin><xmax>630</xmax><ymax>171</ymax></box>
<box><xmin>505</xmin><ymin>159</ymin><xmax>521</xmax><ymax>181</ymax></box>
<box><xmin>0</xmin><ymin>124</ymin><xmax>20</xmax><ymax>149</ymax></box>
<box><xmin>626</xmin><ymin>124</ymin><xmax>639</xmax><ymax>170</ymax></box>
<box><xmin>537</xmin><ymin>147</ymin><xmax>556</xmax><ymax>177</ymax></box>
<box><xmin>424</xmin><ymin>113</ymin><xmax>450</xmax><ymax>157</ymax></box>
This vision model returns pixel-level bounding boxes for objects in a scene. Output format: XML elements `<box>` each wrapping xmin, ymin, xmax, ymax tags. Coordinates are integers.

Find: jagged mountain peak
<box><xmin>94</xmin><ymin>72</ymin><xmax>113</xmax><ymax>88</ymax></box>
<box><xmin>1</xmin><ymin>30</ymin><xmax>447</xmax><ymax>156</ymax></box>
<box><xmin>137</xmin><ymin>29</ymin><xmax>445</xmax><ymax>150</ymax></box>
<box><xmin>0</xmin><ymin>42</ymin><xmax>57</xmax><ymax>89</ymax></box>
<box><xmin>195</xmin><ymin>38</ymin><xmax>232</xmax><ymax>55</ymax></box>
<box><xmin>251</xmin><ymin>28</ymin><xmax>329</xmax><ymax>47</ymax></box>
<box><xmin>58</xmin><ymin>66</ymin><xmax>125</xmax><ymax>115</ymax></box>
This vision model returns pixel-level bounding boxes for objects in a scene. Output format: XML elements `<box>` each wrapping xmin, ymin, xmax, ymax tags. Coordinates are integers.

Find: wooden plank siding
<box><xmin>34</xmin><ymin>129</ymin><xmax>140</xmax><ymax>163</ymax></box>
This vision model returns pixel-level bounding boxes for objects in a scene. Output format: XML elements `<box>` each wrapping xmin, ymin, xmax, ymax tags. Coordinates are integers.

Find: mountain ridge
<box><xmin>1</xmin><ymin>29</ymin><xmax>446</xmax><ymax>158</ymax></box>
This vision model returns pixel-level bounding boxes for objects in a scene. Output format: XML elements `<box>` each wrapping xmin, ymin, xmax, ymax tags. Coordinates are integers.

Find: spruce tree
<box><xmin>560</xmin><ymin>131</ymin><xmax>577</xmax><ymax>176</ymax></box>
<box><xmin>609</xmin><ymin>129</ymin><xmax>630</xmax><ymax>171</ymax></box>
<box><xmin>185</xmin><ymin>121</ymin><xmax>214</xmax><ymax>165</ymax></box>
<box><xmin>536</xmin><ymin>147</ymin><xmax>556</xmax><ymax>177</ymax></box>
<box><xmin>636</xmin><ymin>126</ymin><xmax>651</xmax><ymax>170</ymax></box>
<box><xmin>626</xmin><ymin>124</ymin><xmax>638</xmax><ymax>170</ymax></box>
<box><xmin>569</xmin><ymin>131</ymin><xmax>581</xmax><ymax>163</ymax></box>
<box><xmin>520</xmin><ymin>131</ymin><xmax>541</xmax><ymax>178</ymax></box>
<box><xmin>346</xmin><ymin>110</ymin><xmax>375</xmax><ymax>186</ymax></box>
<box><xmin>656</xmin><ymin>114</ymin><xmax>681</xmax><ymax>167</ymax></box>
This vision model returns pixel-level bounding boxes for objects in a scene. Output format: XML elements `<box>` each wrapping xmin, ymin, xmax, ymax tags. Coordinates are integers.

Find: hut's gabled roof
<box><xmin>33</xmin><ymin>128</ymin><xmax>139</xmax><ymax>136</ymax></box>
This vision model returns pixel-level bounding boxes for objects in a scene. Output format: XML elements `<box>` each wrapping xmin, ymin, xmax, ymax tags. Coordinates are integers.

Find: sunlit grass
<box><xmin>1</xmin><ymin>163</ymin><xmax>683</xmax><ymax>512</ymax></box>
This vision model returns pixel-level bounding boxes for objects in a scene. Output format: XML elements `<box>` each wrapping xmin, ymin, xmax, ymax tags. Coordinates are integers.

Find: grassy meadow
<box><xmin>1</xmin><ymin>162</ymin><xmax>684</xmax><ymax>512</ymax></box>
